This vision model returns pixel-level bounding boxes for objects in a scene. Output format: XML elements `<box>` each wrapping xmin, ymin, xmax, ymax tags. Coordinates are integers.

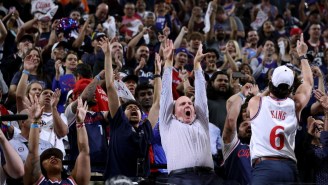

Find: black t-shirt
<box><xmin>104</xmin><ymin>107</ymin><xmax>153</xmax><ymax>179</ymax></box>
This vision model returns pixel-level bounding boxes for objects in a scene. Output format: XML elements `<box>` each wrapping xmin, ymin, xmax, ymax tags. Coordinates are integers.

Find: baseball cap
<box><xmin>175</xmin><ymin>47</ymin><xmax>194</xmax><ymax>58</ymax></box>
<box><xmin>271</xmin><ymin>66</ymin><xmax>294</xmax><ymax>87</ymax></box>
<box><xmin>40</xmin><ymin>148</ymin><xmax>63</xmax><ymax>163</ymax></box>
<box><xmin>122</xmin><ymin>74</ymin><xmax>139</xmax><ymax>84</ymax></box>
<box><xmin>18</xmin><ymin>34</ymin><xmax>34</xmax><ymax>43</ymax></box>
<box><xmin>92</xmin><ymin>32</ymin><xmax>106</xmax><ymax>41</ymax></box>
<box><xmin>290</xmin><ymin>28</ymin><xmax>302</xmax><ymax>36</ymax></box>
<box><xmin>51</xmin><ymin>41</ymin><xmax>68</xmax><ymax>52</ymax></box>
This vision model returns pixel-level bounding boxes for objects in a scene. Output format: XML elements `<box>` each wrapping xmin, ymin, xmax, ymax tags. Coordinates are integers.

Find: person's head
<box><xmin>174</xmin><ymin>96</ymin><xmax>196</xmax><ymax>124</ymax></box>
<box><xmin>154</xmin><ymin>0</ymin><xmax>166</xmax><ymax>15</ymax></box>
<box><xmin>246</xmin><ymin>30</ymin><xmax>259</xmax><ymax>46</ymax></box>
<box><xmin>274</xmin><ymin>15</ymin><xmax>285</xmax><ymax>30</ymax></box>
<box><xmin>192</xmin><ymin>6</ymin><xmax>203</xmax><ymax>18</ymax></box>
<box><xmin>205</xmin><ymin>49</ymin><xmax>219</xmax><ymax>72</ymax></box>
<box><xmin>121</xmin><ymin>100</ymin><xmax>143</xmax><ymax>127</ymax></box>
<box><xmin>38</xmin><ymin>19</ymin><xmax>51</xmax><ymax>32</ymax></box>
<box><xmin>95</xmin><ymin>3</ymin><xmax>109</xmax><ymax>22</ymax></box>
<box><xmin>69</xmin><ymin>9</ymin><xmax>81</xmax><ymax>21</ymax></box>
<box><xmin>73</xmin><ymin>79</ymin><xmax>97</xmax><ymax>106</ymax></box>
<box><xmin>73</xmin><ymin>63</ymin><xmax>93</xmax><ymax>80</ymax></box>
<box><xmin>136</xmin><ymin>0</ymin><xmax>146</xmax><ymax>12</ymax></box>
<box><xmin>269</xmin><ymin>66</ymin><xmax>294</xmax><ymax>99</ymax></box>
<box><xmin>106</xmin><ymin>175</ymin><xmax>134</xmax><ymax>185</ymax></box>
<box><xmin>17</xmin><ymin>35</ymin><xmax>34</xmax><ymax>54</ymax></box>
<box><xmin>40</xmin><ymin>148</ymin><xmax>64</xmax><ymax>179</ymax></box>
<box><xmin>144</xmin><ymin>12</ymin><xmax>156</xmax><ymax>26</ymax></box>
<box><xmin>111</xmin><ymin>41</ymin><xmax>124</xmax><ymax>62</ymax></box>
<box><xmin>188</xmin><ymin>32</ymin><xmax>203</xmax><ymax>51</ymax></box>
<box><xmin>226</xmin><ymin>40</ymin><xmax>241</xmax><ymax>58</ymax></box>
<box><xmin>51</xmin><ymin>41</ymin><xmax>68</xmax><ymax>60</ymax></box>
<box><xmin>289</xmin><ymin>27</ymin><xmax>302</xmax><ymax>47</ymax></box>
<box><xmin>310</xmin><ymin>117</ymin><xmax>324</xmax><ymax>139</ymax></box>
<box><xmin>263</xmin><ymin>39</ymin><xmax>276</xmax><ymax>56</ymax></box>
<box><xmin>135</xmin><ymin>45</ymin><xmax>150</xmax><ymax>62</ymax></box>
<box><xmin>216</xmin><ymin>6</ymin><xmax>228</xmax><ymax>22</ymax></box>
<box><xmin>39</xmin><ymin>89</ymin><xmax>54</xmax><ymax>107</ymax></box>
<box><xmin>91</xmin><ymin>32</ymin><xmax>107</xmax><ymax>51</ymax></box>
<box><xmin>122</xmin><ymin>74</ymin><xmax>139</xmax><ymax>96</ymax></box>
<box><xmin>309</xmin><ymin>23</ymin><xmax>322</xmax><ymax>40</ymax></box>
<box><xmin>308</xmin><ymin>10</ymin><xmax>321</xmax><ymax>24</ymax></box>
<box><xmin>239</xmin><ymin>63</ymin><xmax>253</xmax><ymax>76</ymax></box>
<box><xmin>174</xmin><ymin>48</ymin><xmax>191</xmax><ymax>68</ymax></box>
<box><xmin>26</xmin><ymin>81</ymin><xmax>44</xmax><ymax>97</ymax></box>
<box><xmin>63</xmin><ymin>51</ymin><xmax>78</xmax><ymax>71</ymax></box>
<box><xmin>124</xmin><ymin>2</ymin><xmax>136</xmax><ymax>18</ymax></box>
<box><xmin>24</xmin><ymin>48</ymin><xmax>43</xmax><ymax>74</ymax></box>
<box><xmin>135</xmin><ymin>83</ymin><xmax>154</xmax><ymax>111</ymax></box>
<box><xmin>210</xmin><ymin>71</ymin><xmax>230</xmax><ymax>93</ymax></box>
<box><xmin>262</xmin><ymin>20</ymin><xmax>275</xmax><ymax>34</ymax></box>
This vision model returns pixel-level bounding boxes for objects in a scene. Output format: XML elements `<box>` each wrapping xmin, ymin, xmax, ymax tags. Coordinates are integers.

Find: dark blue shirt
<box><xmin>104</xmin><ymin>107</ymin><xmax>153</xmax><ymax>179</ymax></box>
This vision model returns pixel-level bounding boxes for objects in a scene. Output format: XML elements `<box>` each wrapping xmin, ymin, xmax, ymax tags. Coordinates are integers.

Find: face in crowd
<box><xmin>174</xmin><ymin>96</ymin><xmax>196</xmax><ymax>124</ymax></box>
<box><xmin>212</xmin><ymin>74</ymin><xmax>229</xmax><ymax>93</ymax></box>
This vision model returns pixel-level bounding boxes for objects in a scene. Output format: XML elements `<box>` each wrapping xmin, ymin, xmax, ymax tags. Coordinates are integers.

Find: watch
<box><xmin>299</xmin><ymin>54</ymin><xmax>308</xmax><ymax>60</ymax></box>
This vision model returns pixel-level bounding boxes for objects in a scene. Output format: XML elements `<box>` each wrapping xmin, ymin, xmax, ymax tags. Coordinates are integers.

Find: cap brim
<box><xmin>40</xmin><ymin>148</ymin><xmax>63</xmax><ymax>162</ymax></box>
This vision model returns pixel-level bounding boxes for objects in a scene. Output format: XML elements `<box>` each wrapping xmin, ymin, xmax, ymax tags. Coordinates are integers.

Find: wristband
<box><xmin>153</xmin><ymin>74</ymin><xmax>161</xmax><ymax>79</ymax></box>
<box><xmin>76</xmin><ymin>123</ymin><xmax>85</xmax><ymax>128</ymax></box>
<box><xmin>95</xmin><ymin>75</ymin><xmax>101</xmax><ymax>81</ymax></box>
<box><xmin>22</xmin><ymin>70</ymin><xmax>30</xmax><ymax>75</ymax></box>
<box><xmin>30</xmin><ymin>123</ymin><xmax>40</xmax><ymax>128</ymax></box>
<box><xmin>238</xmin><ymin>92</ymin><xmax>246</xmax><ymax>103</ymax></box>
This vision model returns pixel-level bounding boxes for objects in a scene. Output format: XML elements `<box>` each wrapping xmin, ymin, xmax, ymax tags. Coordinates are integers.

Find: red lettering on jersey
<box><xmin>270</xmin><ymin>110</ymin><xmax>286</xmax><ymax>120</ymax></box>
<box><xmin>237</xmin><ymin>149</ymin><xmax>250</xmax><ymax>158</ymax></box>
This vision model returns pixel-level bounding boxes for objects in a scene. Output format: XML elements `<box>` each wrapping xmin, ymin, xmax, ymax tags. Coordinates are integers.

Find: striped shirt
<box><xmin>159</xmin><ymin>67</ymin><xmax>214</xmax><ymax>173</ymax></box>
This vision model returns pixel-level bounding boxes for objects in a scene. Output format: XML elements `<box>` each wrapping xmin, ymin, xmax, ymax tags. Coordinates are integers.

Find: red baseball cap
<box><xmin>290</xmin><ymin>28</ymin><xmax>302</xmax><ymax>36</ymax></box>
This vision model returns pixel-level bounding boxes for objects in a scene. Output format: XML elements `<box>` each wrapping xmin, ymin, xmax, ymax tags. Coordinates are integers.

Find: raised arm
<box><xmin>0</xmin><ymin>129</ymin><xmax>24</xmax><ymax>179</ymax></box>
<box><xmin>159</xmin><ymin>39</ymin><xmax>175</xmax><ymax>126</ymax></box>
<box><xmin>173</xmin><ymin>26</ymin><xmax>188</xmax><ymax>49</ymax></box>
<box><xmin>0</xmin><ymin>19</ymin><xmax>7</xmax><ymax>43</ymax></box>
<box><xmin>100</xmin><ymin>38</ymin><xmax>120</xmax><ymax>118</ymax></box>
<box><xmin>51</xmin><ymin>89</ymin><xmax>68</xmax><ymax>138</ymax></box>
<box><xmin>72</xmin><ymin>17</ymin><xmax>90</xmax><ymax>48</ymax></box>
<box><xmin>16</xmin><ymin>55</ymin><xmax>35</xmax><ymax>113</ymax></box>
<box><xmin>126</xmin><ymin>27</ymin><xmax>148</xmax><ymax>61</ymax></box>
<box><xmin>71</xmin><ymin>97</ymin><xmax>90</xmax><ymax>185</ymax></box>
<box><xmin>223</xmin><ymin>83</ymin><xmax>252</xmax><ymax>144</ymax></box>
<box><xmin>23</xmin><ymin>95</ymin><xmax>44</xmax><ymax>185</ymax></box>
<box><xmin>148</xmin><ymin>53</ymin><xmax>162</xmax><ymax>128</ymax></box>
<box><xmin>294</xmin><ymin>33</ymin><xmax>313</xmax><ymax>119</ymax></box>
<box><xmin>70</xmin><ymin>70</ymin><xmax>105</xmax><ymax>114</ymax></box>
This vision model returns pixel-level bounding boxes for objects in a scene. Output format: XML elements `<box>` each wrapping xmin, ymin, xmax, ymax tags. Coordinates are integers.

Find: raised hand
<box><xmin>26</xmin><ymin>94</ymin><xmax>44</xmax><ymax>121</ymax></box>
<box><xmin>162</xmin><ymin>39</ymin><xmax>174</xmax><ymax>61</ymax></box>
<box><xmin>55</xmin><ymin>60</ymin><xmax>62</xmax><ymax>73</ymax></box>
<box><xmin>24</xmin><ymin>54</ymin><xmax>36</xmax><ymax>72</ymax></box>
<box><xmin>155</xmin><ymin>52</ymin><xmax>162</xmax><ymax>75</ymax></box>
<box><xmin>311</xmin><ymin>66</ymin><xmax>323</xmax><ymax>78</ymax></box>
<box><xmin>76</xmin><ymin>97</ymin><xmax>88</xmax><ymax>124</ymax></box>
<box><xmin>98</xmin><ymin>37</ymin><xmax>110</xmax><ymax>55</ymax></box>
<box><xmin>314</xmin><ymin>89</ymin><xmax>328</xmax><ymax>110</ymax></box>
<box><xmin>296</xmin><ymin>33</ymin><xmax>308</xmax><ymax>57</ymax></box>
<box><xmin>194</xmin><ymin>43</ymin><xmax>208</xmax><ymax>64</ymax></box>
<box><xmin>50</xmin><ymin>89</ymin><xmax>61</xmax><ymax>109</ymax></box>
<box><xmin>240</xmin><ymin>83</ymin><xmax>253</xmax><ymax>97</ymax></box>
<box><xmin>178</xmin><ymin>67</ymin><xmax>188</xmax><ymax>81</ymax></box>
<box><xmin>163</xmin><ymin>24</ymin><xmax>170</xmax><ymax>37</ymax></box>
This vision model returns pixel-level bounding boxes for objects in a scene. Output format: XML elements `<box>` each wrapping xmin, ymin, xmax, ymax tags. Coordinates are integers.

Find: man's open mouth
<box><xmin>186</xmin><ymin>111</ymin><xmax>191</xmax><ymax>116</ymax></box>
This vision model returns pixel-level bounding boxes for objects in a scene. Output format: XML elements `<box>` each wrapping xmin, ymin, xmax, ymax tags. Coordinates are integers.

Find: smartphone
<box><xmin>232</xmin><ymin>72</ymin><xmax>245</xmax><ymax>78</ymax></box>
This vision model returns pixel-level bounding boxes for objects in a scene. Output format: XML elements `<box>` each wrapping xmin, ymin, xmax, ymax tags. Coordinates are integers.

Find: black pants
<box><xmin>168</xmin><ymin>171</ymin><xmax>224</xmax><ymax>185</ymax></box>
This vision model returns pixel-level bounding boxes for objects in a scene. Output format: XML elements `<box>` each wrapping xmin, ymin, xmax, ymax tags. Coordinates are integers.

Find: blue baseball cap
<box><xmin>175</xmin><ymin>48</ymin><xmax>194</xmax><ymax>58</ymax></box>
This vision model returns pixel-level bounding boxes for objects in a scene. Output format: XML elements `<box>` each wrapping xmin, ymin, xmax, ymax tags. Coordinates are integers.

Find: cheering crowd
<box><xmin>1</xmin><ymin>0</ymin><xmax>328</xmax><ymax>184</ymax></box>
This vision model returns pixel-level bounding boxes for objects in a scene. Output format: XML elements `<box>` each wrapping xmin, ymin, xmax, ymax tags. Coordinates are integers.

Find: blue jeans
<box><xmin>252</xmin><ymin>160</ymin><xmax>299</xmax><ymax>185</ymax></box>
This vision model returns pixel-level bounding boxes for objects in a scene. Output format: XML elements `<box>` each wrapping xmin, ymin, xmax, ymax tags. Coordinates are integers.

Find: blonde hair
<box><xmin>224</xmin><ymin>40</ymin><xmax>242</xmax><ymax>63</ymax></box>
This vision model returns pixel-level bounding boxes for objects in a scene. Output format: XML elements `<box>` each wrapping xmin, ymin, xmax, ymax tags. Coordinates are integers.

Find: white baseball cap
<box><xmin>271</xmin><ymin>66</ymin><xmax>294</xmax><ymax>87</ymax></box>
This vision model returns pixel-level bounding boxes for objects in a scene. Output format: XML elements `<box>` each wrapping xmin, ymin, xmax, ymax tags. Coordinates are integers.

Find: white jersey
<box><xmin>250</xmin><ymin>96</ymin><xmax>298</xmax><ymax>163</ymax></box>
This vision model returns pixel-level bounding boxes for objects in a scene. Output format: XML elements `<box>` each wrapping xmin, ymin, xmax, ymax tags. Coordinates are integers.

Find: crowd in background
<box><xmin>0</xmin><ymin>0</ymin><xmax>328</xmax><ymax>184</ymax></box>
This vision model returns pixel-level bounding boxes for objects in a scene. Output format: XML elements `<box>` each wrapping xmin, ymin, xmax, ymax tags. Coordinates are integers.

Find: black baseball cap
<box><xmin>18</xmin><ymin>34</ymin><xmax>34</xmax><ymax>43</ymax></box>
<box><xmin>122</xmin><ymin>74</ymin><xmax>139</xmax><ymax>84</ymax></box>
<box><xmin>40</xmin><ymin>148</ymin><xmax>63</xmax><ymax>163</ymax></box>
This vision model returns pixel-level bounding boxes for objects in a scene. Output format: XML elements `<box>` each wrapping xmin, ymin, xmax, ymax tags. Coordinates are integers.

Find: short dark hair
<box><xmin>268</xmin><ymin>82</ymin><xmax>292</xmax><ymax>99</ymax></box>
<box><xmin>73</xmin><ymin>63</ymin><xmax>92</xmax><ymax>78</ymax></box>
<box><xmin>135</xmin><ymin>83</ymin><xmax>153</xmax><ymax>98</ymax></box>
<box><xmin>205</xmin><ymin>48</ymin><xmax>219</xmax><ymax>59</ymax></box>
<box><xmin>121</xmin><ymin>100</ymin><xmax>143</xmax><ymax>112</ymax></box>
